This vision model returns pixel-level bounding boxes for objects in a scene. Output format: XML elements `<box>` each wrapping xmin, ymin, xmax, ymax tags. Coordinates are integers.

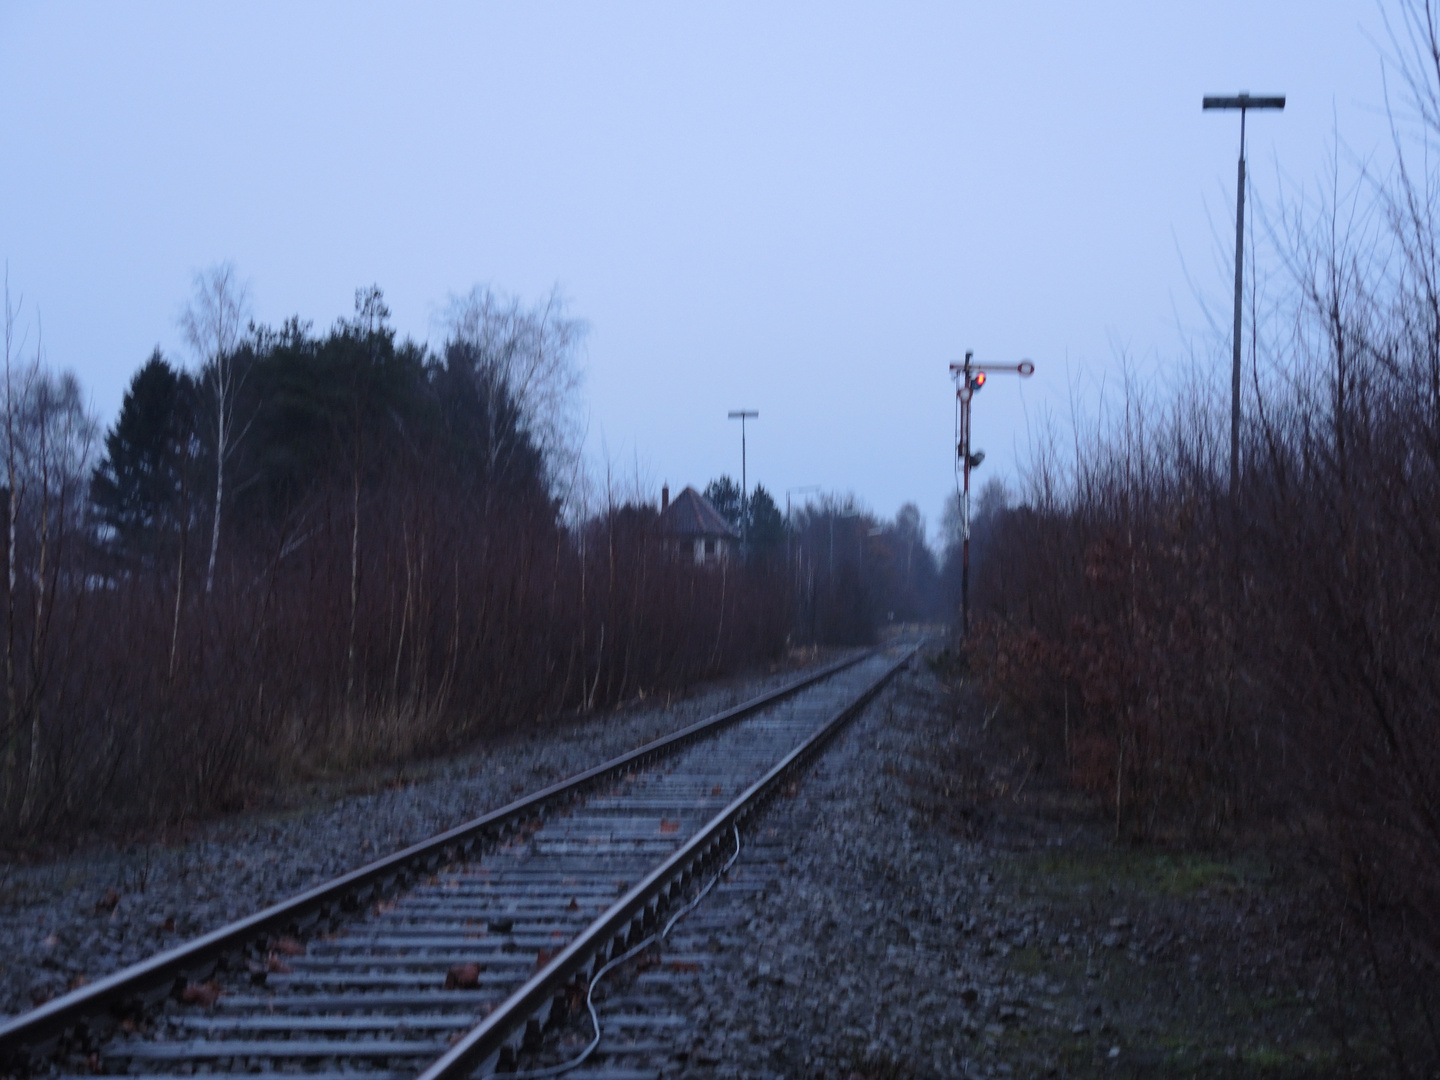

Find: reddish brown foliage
<box><xmin>968</xmin><ymin>330</ymin><xmax>1440</xmax><ymax>1069</ymax></box>
<box><xmin>0</xmin><ymin>493</ymin><xmax>787</xmax><ymax>841</ymax></box>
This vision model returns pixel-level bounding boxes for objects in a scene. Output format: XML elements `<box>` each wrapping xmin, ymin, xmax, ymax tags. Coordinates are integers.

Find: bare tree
<box><xmin>440</xmin><ymin>285</ymin><xmax>586</xmax><ymax>502</ymax></box>
<box><xmin>345</xmin><ymin>285</ymin><xmax>389</xmax><ymax>703</ymax></box>
<box><xmin>18</xmin><ymin>369</ymin><xmax>94</xmax><ymax>823</ymax></box>
<box><xmin>1</xmin><ymin>273</ymin><xmax>97</xmax><ymax>822</ymax></box>
<box><xmin>0</xmin><ymin>271</ymin><xmax>28</xmax><ymax>811</ymax></box>
<box><xmin>180</xmin><ymin>263</ymin><xmax>251</xmax><ymax>594</ymax></box>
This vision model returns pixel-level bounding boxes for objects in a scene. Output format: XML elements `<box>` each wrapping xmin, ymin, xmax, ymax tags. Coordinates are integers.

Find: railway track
<box><xmin>2</xmin><ymin>643</ymin><xmax>918</xmax><ymax>1079</ymax></box>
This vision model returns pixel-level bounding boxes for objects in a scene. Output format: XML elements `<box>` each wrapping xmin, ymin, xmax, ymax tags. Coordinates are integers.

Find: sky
<box><xmin>0</xmin><ymin>2</ymin><xmax>1400</xmax><ymax>538</ymax></box>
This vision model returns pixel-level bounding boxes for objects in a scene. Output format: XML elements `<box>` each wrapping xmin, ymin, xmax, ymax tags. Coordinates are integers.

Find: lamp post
<box><xmin>948</xmin><ymin>353</ymin><xmax>1035</xmax><ymax>639</ymax></box>
<box><xmin>727</xmin><ymin>410</ymin><xmax>758</xmax><ymax>544</ymax></box>
<box><xmin>1203</xmin><ymin>91</ymin><xmax>1285</xmax><ymax>497</ymax></box>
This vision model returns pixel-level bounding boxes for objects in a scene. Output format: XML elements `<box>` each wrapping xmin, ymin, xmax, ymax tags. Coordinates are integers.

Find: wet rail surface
<box><xmin>5</xmin><ymin>645</ymin><xmax>916</xmax><ymax>1080</ymax></box>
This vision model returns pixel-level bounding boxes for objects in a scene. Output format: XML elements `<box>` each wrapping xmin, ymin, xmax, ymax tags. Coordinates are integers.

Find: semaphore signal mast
<box><xmin>949</xmin><ymin>351</ymin><xmax>1034</xmax><ymax>639</ymax></box>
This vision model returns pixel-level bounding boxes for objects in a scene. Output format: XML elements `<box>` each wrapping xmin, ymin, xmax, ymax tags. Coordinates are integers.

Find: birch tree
<box><xmin>1</xmin><ymin>274</ymin><xmax>27</xmax><ymax>811</ymax></box>
<box><xmin>440</xmin><ymin>285</ymin><xmax>585</xmax><ymax>508</ymax></box>
<box><xmin>180</xmin><ymin>263</ymin><xmax>251</xmax><ymax>593</ymax></box>
<box><xmin>1</xmin><ymin>274</ymin><xmax>97</xmax><ymax>822</ymax></box>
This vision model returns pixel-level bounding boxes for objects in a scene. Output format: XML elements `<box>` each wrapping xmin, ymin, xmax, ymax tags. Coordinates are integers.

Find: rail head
<box><xmin>0</xmin><ymin>648</ymin><xmax>876</xmax><ymax>1065</ymax></box>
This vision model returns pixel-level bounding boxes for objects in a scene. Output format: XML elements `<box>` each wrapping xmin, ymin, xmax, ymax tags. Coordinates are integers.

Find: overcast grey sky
<box><xmin>0</xmin><ymin>2</ymin><xmax>1395</xmax><ymax>534</ymax></box>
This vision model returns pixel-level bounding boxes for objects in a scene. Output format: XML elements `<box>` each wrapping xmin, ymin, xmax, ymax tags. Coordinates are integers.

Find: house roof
<box><xmin>660</xmin><ymin>486</ymin><xmax>739</xmax><ymax>539</ymax></box>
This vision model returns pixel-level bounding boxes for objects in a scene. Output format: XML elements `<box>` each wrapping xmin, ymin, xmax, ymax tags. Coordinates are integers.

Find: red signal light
<box><xmin>972</xmin><ymin>371</ymin><xmax>987</xmax><ymax>389</ymax></box>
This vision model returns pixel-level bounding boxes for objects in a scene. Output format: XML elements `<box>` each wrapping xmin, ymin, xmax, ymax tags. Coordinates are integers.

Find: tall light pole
<box><xmin>727</xmin><ymin>410</ymin><xmax>758</xmax><ymax>544</ymax></box>
<box><xmin>949</xmin><ymin>353</ymin><xmax>1034</xmax><ymax>639</ymax></box>
<box><xmin>1203</xmin><ymin>91</ymin><xmax>1284</xmax><ymax>498</ymax></box>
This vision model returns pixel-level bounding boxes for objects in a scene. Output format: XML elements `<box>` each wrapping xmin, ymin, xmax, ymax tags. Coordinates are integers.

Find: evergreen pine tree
<box><xmin>91</xmin><ymin>350</ymin><xmax>197</xmax><ymax>564</ymax></box>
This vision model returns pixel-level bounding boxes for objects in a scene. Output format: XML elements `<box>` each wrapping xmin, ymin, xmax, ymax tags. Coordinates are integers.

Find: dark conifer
<box><xmin>91</xmin><ymin>349</ymin><xmax>197</xmax><ymax>565</ymax></box>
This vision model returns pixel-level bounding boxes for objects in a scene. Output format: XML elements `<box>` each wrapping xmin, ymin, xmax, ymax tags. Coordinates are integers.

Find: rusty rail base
<box><xmin>0</xmin><ymin>649</ymin><xmax>877</xmax><ymax>1067</ymax></box>
<box><xmin>419</xmin><ymin>643</ymin><xmax>921</xmax><ymax>1079</ymax></box>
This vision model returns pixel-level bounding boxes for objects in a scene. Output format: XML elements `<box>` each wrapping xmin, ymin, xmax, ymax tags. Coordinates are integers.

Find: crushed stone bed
<box><xmin>7</xmin><ymin>647</ymin><xmax>1347</xmax><ymax>1078</ymax></box>
<box><xmin>629</xmin><ymin>660</ymin><xmax>1013</xmax><ymax>1078</ymax></box>
<box><xmin>619</xmin><ymin>655</ymin><xmax>1346</xmax><ymax>1079</ymax></box>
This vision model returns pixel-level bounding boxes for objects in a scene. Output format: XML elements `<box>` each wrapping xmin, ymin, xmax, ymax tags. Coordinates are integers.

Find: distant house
<box><xmin>658</xmin><ymin>484</ymin><xmax>738</xmax><ymax>566</ymax></box>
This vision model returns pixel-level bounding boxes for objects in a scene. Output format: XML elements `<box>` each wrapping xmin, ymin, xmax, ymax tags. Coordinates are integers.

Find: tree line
<box><xmin>0</xmin><ymin>270</ymin><xmax>943</xmax><ymax>842</ymax></box>
<box><xmin>701</xmin><ymin>477</ymin><xmax>942</xmax><ymax>642</ymax></box>
<box><xmin>0</xmin><ymin>274</ymin><xmax>791</xmax><ymax>840</ymax></box>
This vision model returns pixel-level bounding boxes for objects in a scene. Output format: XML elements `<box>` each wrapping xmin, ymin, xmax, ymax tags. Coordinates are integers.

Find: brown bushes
<box><xmin>973</xmin><ymin>493</ymin><xmax>1255</xmax><ymax>842</ymax></box>
<box><xmin>966</xmin><ymin>8</ymin><xmax>1440</xmax><ymax>1057</ymax></box>
<box><xmin>980</xmin><ymin>415</ymin><xmax>1440</xmax><ymax>1058</ymax></box>
<box><xmin>0</xmin><ymin>284</ymin><xmax>789</xmax><ymax>842</ymax></box>
<box><xmin>970</xmin><ymin>382</ymin><xmax>1440</xmax><ymax>1066</ymax></box>
<box><xmin>0</xmin><ymin>480</ymin><xmax>786</xmax><ymax>840</ymax></box>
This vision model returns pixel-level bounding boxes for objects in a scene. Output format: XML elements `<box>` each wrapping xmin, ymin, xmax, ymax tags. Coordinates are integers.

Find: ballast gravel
<box><xmin>629</xmin><ymin>651</ymin><xmax>1327</xmax><ymax>1078</ymax></box>
<box><xmin>659</xmin><ymin>660</ymin><xmax>1037</xmax><ymax>1079</ymax></box>
<box><xmin>0</xmin><ymin>654</ymin><xmax>850</xmax><ymax>1019</ymax></box>
<box><xmin>512</xmin><ymin>653</ymin><xmax>1038</xmax><ymax>1080</ymax></box>
<box><xmin>6</xmin><ymin>643</ymin><xmax>1319</xmax><ymax>1077</ymax></box>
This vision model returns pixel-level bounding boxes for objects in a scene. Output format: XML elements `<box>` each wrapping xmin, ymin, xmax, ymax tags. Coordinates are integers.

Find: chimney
<box><xmin>661</xmin><ymin>483</ymin><xmax>670</xmax><ymax>513</ymax></box>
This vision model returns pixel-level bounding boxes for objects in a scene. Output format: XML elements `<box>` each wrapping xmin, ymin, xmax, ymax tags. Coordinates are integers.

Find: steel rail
<box><xmin>0</xmin><ymin>649</ymin><xmax>874</xmax><ymax>1065</ymax></box>
<box><xmin>419</xmin><ymin>642</ymin><xmax>920</xmax><ymax>1079</ymax></box>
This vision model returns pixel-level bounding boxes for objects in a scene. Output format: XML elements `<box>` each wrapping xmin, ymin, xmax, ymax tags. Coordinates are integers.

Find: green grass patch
<box><xmin>1006</xmin><ymin>944</ymin><xmax>1046</xmax><ymax>974</ymax></box>
<box><xmin>1007</xmin><ymin>846</ymin><xmax>1267</xmax><ymax>898</ymax></box>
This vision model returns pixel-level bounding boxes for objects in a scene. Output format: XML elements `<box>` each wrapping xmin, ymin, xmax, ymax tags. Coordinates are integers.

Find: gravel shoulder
<box><xmin>0</xmin><ymin>648</ymin><xmax>852</xmax><ymax>1019</ymax></box>
<box><xmin>640</xmin><ymin>648</ymin><xmax>1373</xmax><ymax>1079</ymax></box>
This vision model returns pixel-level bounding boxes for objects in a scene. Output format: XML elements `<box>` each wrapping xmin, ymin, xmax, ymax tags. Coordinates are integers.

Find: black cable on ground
<box><xmin>509</xmin><ymin>823</ymin><xmax>744</xmax><ymax>1079</ymax></box>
